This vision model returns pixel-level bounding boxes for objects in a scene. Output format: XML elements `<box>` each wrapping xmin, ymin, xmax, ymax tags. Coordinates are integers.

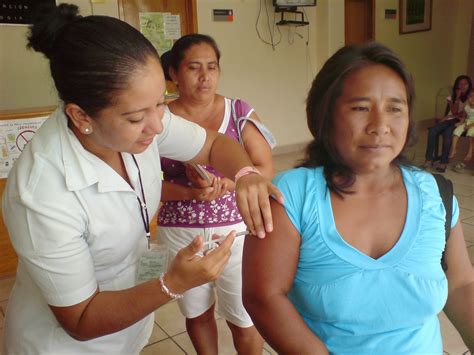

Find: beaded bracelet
<box><xmin>159</xmin><ymin>272</ymin><xmax>184</xmax><ymax>299</ymax></box>
<box><xmin>234</xmin><ymin>166</ymin><xmax>261</xmax><ymax>182</ymax></box>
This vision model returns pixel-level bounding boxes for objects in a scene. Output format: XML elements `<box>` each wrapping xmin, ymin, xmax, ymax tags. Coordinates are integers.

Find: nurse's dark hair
<box><xmin>169</xmin><ymin>33</ymin><xmax>221</xmax><ymax>71</ymax></box>
<box><xmin>299</xmin><ymin>42</ymin><xmax>416</xmax><ymax>195</ymax></box>
<box><xmin>27</xmin><ymin>3</ymin><xmax>160</xmax><ymax>117</ymax></box>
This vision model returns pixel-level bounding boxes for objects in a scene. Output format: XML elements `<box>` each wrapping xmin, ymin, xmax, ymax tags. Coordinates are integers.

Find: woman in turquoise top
<box><xmin>242</xmin><ymin>42</ymin><xmax>474</xmax><ymax>354</ymax></box>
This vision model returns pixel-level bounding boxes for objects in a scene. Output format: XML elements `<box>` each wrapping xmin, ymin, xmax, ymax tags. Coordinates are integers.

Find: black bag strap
<box><xmin>432</xmin><ymin>173</ymin><xmax>454</xmax><ymax>271</ymax></box>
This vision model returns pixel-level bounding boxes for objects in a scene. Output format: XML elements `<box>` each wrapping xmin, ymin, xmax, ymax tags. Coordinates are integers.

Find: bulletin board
<box><xmin>118</xmin><ymin>0</ymin><xmax>197</xmax><ymax>35</ymax></box>
<box><xmin>0</xmin><ymin>106</ymin><xmax>55</xmax><ymax>278</ymax></box>
<box><xmin>117</xmin><ymin>0</ymin><xmax>197</xmax><ymax>95</ymax></box>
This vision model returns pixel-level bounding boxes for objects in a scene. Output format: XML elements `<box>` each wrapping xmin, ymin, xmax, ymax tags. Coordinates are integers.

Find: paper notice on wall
<box><xmin>164</xmin><ymin>14</ymin><xmax>181</xmax><ymax>40</ymax></box>
<box><xmin>0</xmin><ymin>116</ymin><xmax>47</xmax><ymax>178</ymax></box>
<box><xmin>139</xmin><ymin>12</ymin><xmax>173</xmax><ymax>55</ymax></box>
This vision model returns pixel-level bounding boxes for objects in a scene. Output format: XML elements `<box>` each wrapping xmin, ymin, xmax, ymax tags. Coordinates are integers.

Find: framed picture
<box><xmin>399</xmin><ymin>0</ymin><xmax>432</xmax><ymax>34</ymax></box>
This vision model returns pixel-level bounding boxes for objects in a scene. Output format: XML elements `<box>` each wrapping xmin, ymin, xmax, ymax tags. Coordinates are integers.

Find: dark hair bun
<box><xmin>27</xmin><ymin>3</ymin><xmax>81</xmax><ymax>59</ymax></box>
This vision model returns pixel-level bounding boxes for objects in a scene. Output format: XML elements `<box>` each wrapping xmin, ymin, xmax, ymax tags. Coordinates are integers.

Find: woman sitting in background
<box><xmin>450</xmin><ymin>88</ymin><xmax>474</xmax><ymax>170</ymax></box>
<box><xmin>424</xmin><ymin>74</ymin><xmax>472</xmax><ymax>172</ymax></box>
<box><xmin>242</xmin><ymin>42</ymin><xmax>474</xmax><ymax>354</ymax></box>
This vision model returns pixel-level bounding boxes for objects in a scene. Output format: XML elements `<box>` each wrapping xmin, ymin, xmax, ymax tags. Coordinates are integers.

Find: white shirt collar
<box><xmin>54</xmin><ymin>107</ymin><xmax>133</xmax><ymax>193</ymax></box>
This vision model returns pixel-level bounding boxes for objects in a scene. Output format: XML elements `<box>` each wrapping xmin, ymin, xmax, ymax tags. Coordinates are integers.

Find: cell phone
<box><xmin>191</xmin><ymin>163</ymin><xmax>211</xmax><ymax>183</ymax></box>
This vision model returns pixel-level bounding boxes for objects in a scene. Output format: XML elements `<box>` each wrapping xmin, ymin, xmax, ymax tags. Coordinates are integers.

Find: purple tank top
<box><xmin>158</xmin><ymin>98</ymin><xmax>253</xmax><ymax>227</ymax></box>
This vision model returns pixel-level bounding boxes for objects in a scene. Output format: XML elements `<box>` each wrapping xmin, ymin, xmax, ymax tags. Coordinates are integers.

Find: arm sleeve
<box><xmin>234</xmin><ymin>99</ymin><xmax>277</xmax><ymax>149</ymax></box>
<box><xmin>156</xmin><ymin>110</ymin><xmax>206</xmax><ymax>161</ymax></box>
<box><xmin>273</xmin><ymin>170</ymin><xmax>306</xmax><ymax>233</ymax></box>
<box><xmin>234</xmin><ymin>99</ymin><xmax>254</xmax><ymax>118</ymax></box>
<box><xmin>451</xmin><ymin>195</ymin><xmax>459</xmax><ymax>228</ymax></box>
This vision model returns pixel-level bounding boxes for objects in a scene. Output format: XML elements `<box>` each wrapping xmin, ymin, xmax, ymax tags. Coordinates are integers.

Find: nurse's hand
<box><xmin>164</xmin><ymin>232</ymin><xmax>236</xmax><ymax>294</ymax></box>
<box><xmin>235</xmin><ymin>173</ymin><xmax>284</xmax><ymax>239</ymax></box>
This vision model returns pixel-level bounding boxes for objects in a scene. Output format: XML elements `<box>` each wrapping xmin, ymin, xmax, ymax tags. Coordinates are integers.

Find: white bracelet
<box><xmin>159</xmin><ymin>272</ymin><xmax>183</xmax><ymax>299</ymax></box>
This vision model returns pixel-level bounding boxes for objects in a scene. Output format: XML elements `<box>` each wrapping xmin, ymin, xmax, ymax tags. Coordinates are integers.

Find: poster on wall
<box><xmin>164</xmin><ymin>14</ymin><xmax>181</xmax><ymax>40</ymax></box>
<box><xmin>0</xmin><ymin>0</ymin><xmax>56</xmax><ymax>25</ymax></box>
<box><xmin>139</xmin><ymin>12</ymin><xmax>181</xmax><ymax>55</ymax></box>
<box><xmin>0</xmin><ymin>116</ymin><xmax>47</xmax><ymax>178</ymax></box>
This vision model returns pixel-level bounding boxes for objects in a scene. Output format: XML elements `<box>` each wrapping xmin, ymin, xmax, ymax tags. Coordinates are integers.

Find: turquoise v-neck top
<box><xmin>273</xmin><ymin>166</ymin><xmax>459</xmax><ymax>354</ymax></box>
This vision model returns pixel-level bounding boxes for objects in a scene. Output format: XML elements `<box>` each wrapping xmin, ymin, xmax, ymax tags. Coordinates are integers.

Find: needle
<box><xmin>189</xmin><ymin>230</ymin><xmax>251</xmax><ymax>259</ymax></box>
<box><xmin>202</xmin><ymin>230</ymin><xmax>250</xmax><ymax>248</ymax></box>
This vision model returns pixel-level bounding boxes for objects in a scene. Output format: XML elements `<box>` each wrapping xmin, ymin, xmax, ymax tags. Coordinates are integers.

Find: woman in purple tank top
<box><xmin>157</xmin><ymin>34</ymin><xmax>274</xmax><ymax>354</ymax></box>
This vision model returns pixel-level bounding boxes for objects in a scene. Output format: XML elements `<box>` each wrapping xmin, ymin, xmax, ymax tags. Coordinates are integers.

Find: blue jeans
<box><xmin>425</xmin><ymin>120</ymin><xmax>455</xmax><ymax>164</ymax></box>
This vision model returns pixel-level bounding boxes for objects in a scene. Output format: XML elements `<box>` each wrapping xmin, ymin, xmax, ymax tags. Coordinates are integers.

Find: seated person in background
<box><xmin>450</xmin><ymin>88</ymin><xmax>474</xmax><ymax>168</ymax></box>
<box><xmin>423</xmin><ymin>74</ymin><xmax>472</xmax><ymax>172</ymax></box>
<box><xmin>242</xmin><ymin>42</ymin><xmax>474</xmax><ymax>354</ymax></box>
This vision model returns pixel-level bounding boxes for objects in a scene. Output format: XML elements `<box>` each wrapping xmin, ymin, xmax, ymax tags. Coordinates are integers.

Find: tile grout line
<box><xmin>168</xmin><ymin>334</ymin><xmax>188</xmax><ymax>354</ymax></box>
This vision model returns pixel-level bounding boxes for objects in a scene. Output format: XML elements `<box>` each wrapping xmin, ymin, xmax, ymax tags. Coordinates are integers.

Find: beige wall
<box><xmin>1</xmin><ymin>0</ymin><xmax>472</xmax><ymax>147</ymax></box>
<box><xmin>0</xmin><ymin>26</ymin><xmax>56</xmax><ymax>109</ymax></box>
<box><xmin>375</xmin><ymin>0</ymin><xmax>473</xmax><ymax>121</ymax></box>
<box><xmin>0</xmin><ymin>0</ymin><xmax>117</xmax><ymax>110</ymax></box>
<box><xmin>196</xmin><ymin>0</ymin><xmax>326</xmax><ymax>147</ymax></box>
<box><xmin>198</xmin><ymin>0</ymin><xmax>344</xmax><ymax>148</ymax></box>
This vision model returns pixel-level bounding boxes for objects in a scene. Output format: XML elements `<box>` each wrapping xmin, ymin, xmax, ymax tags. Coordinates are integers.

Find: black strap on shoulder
<box><xmin>432</xmin><ymin>173</ymin><xmax>454</xmax><ymax>271</ymax></box>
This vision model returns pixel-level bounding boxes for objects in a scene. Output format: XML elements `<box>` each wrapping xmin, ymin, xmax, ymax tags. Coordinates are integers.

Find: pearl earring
<box><xmin>84</xmin><ymin>127</ymin><xmax>92</xmax><ymax>134</ymax></box>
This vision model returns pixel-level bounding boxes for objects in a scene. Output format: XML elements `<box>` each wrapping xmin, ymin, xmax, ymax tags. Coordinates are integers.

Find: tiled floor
<box><xmin>0</xmin><ymin>129</ymin><xmax>472</xmax><ymax>354</ymax></box>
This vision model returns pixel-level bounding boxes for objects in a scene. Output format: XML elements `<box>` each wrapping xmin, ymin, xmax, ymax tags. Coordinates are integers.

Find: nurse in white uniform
<box><xmin>2</xmin><ymin>4</ymin><xmax>282</xmax><ymax>354</ymax></box>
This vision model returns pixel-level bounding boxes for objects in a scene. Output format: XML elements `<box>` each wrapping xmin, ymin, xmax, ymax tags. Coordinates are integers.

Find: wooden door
<box><xmin>0</xmin><ymin>107</ymin><xmax>55</xmax><ymax>278</ymax></box>
<box><xmin>345</xmin><ymin>0</ymin><xmax>374</xmax><ymax>45</ymax></box>
<box><xmin>118</xmin><ymin>0</ymin><xmax>197</xmax><ymax>34</ymax></box>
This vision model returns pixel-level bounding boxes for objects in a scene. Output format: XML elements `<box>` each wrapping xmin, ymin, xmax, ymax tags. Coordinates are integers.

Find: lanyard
<box><xmin>131</xmin><ymin>155</ymin><xmax>151</xmax><ymax>249</ymax></box>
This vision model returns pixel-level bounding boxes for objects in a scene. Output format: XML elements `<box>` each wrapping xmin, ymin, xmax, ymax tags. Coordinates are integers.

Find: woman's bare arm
<box><xmin>443</xmin><ymin>222</ymin><xmax>474</xmax><ymax>351</ymax></box>
<box><xmin>160</xmin><ymin>180</ymin><xmax>227</xmax><ymax>202</ymax></box>
<box><xmin>242</xmin><ymin>200</ymin><xmax>328</xmax><ymax>354</ymax></box>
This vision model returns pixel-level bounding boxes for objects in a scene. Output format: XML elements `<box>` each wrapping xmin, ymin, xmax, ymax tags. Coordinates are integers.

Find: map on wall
<box><xmin>139</xmin><ymin>12</ymin><xmax>181</xmax><ymax>55</ymax></box>
<box><xmin>0</xmin><ymin>116</ymin><xmax>47</xmax><ymax>178</ymax></box>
